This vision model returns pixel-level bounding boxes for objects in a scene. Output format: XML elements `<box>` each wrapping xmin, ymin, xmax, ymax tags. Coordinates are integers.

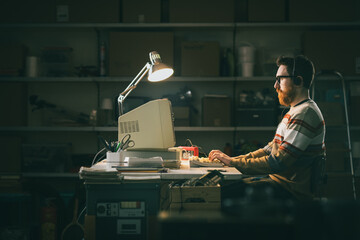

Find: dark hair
<box><xmin>276</xmin><ymin>55</ymin><xmax>315</xmax><ymax>89</ymax></box>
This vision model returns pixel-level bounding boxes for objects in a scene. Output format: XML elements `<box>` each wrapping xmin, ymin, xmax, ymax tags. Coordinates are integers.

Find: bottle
<box><xmin>41</xmin><ymin>198</ymin><xmax>57</xmax><ymax>240</ymax></box>
<box><xmin>100</xmin><ymin>42</ymin><xmax>106</xmax><ymax>76</ymax></box>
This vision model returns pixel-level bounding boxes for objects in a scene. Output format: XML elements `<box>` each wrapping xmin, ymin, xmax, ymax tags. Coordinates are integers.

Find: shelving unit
<box><xmin>1</xmin><ymin>3</ymin><xmax>360</xmax><ymax>240</ymax></box>
<box><xmin>1</xmin><ymin>20</ymin><xmax>359</xmax><ymax>178</ymax></box>
<box><xmin>1</xmin><ymin>21</ymin><xmax>360</xmax><ymax>28</ymax></box>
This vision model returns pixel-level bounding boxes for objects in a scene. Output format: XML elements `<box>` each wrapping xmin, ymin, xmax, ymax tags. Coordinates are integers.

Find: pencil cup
<box><xmin>106</xmin><ymin>151</ymin><xmax>121</xmax><ymax>163</ymax></box>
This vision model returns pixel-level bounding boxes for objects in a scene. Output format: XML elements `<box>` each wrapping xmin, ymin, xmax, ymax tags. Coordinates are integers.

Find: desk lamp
<box><xmin>117</xmin><ymin>51</ymin><xmax>174</xmax><ymax>116</ymax></box>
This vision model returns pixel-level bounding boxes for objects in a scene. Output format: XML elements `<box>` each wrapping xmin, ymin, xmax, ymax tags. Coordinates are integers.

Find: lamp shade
<box><xmin>148</xmin><ymin>63</ymin><xmax>174</xmax><ymax>82</ymax></box>
<box><xmin>147</xmin><ymin>51</ymin><xmax>174</xmax><ymax>82</ymax></box>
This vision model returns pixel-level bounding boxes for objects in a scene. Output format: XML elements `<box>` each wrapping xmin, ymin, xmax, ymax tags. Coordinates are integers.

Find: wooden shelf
<box><xmin>22</xmin><ymin>172</ymin><xmax>79</xmax><ymax>178</ymax></box>
<box><xmin>1</xmin><ymin>21</ymin><xmax>360</xmax><ymax>29</ymax></box>
<box><xmin>1</xmin><ymin>76</ymin><xmax>359</xmax><ymax>83</ymax></box>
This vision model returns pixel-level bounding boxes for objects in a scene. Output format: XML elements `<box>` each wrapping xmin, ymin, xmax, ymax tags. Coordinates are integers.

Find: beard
<box><xmin>276</xmin><ymin>84</ymin><xmax>296</xmax><ymax>106</ymax></box>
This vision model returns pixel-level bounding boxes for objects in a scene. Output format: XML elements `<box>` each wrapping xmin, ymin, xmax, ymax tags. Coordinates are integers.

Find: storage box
<box><xmin>169</xmin><ymin>0</ymin><xmax>234</xmax><ymax>23</ymax></box>
<box><xmin>248</xmin><ymin>0</ymin><xmax>286</xmax><ymax>22</ymax></box>
<box><xmin>316</xmin><ymin>102</ymin><xmax>345</xmax><ymax>126</ymax></box>
<box><xmin>41</xmin><ymin>46</ymin><xmax>73</xmax><ymax>77</ymax></box>
<box><xmin>0</xmin><ymin>176</ymin><xmax>22</xmax><ymax>193</ymax></box>
<box><xmin>0</xmin><ymin>44</ymin><xmax>27</xmax><ymax>76</ymax></box>
<box><xmin>236</xmin><ymin>108</ymin><xmax>276</xmax><ymax>126</ymax></box>
<box><xmin>122</xmin><ymin>0</ymin><xmax>161</xmax><ymax>23</ymax></box>
<box><xmin>350</xmin><ymin>82</ymin><xmax>360</xmax><ymax>125</ymax></box>
<box><xmin>109</xmin><ymin>32</ymin><xmax>174</xmax><ymax>76</ymax></box>
<box><xmin>55</xmin><ymin>0</ymin><xmax>120</xmax><ymax>23</ymax></box>
<box><xmin>303</xmin><ymin>31</ymin><xmax>360</xmax><ymax>75</ymax></box>
<box><xmin>169</xmin><ymin>185</ymin><xmax>221</xmax><ymax>212</ymax></box>
<box><xmin>0</xmin><ymin>137</ymin><xmax>23</xmax><ymax>174</ymax></box>
<box><xmin>350</xmin><ymin>96</ymin><xmax>360</xmax><ymax>125</ymax></box>
<box><xmin>22</xmin><ymin>143</ymin><xmax>72</xmax><ymax>172</ymax></box>
<box><xmin>181</xmin><ymin>41</ymin><xmax>220</xmax><ymax>77</ymax></box>
<box><xmin>289</xmin><ymin>0</ymin><xmax>357</xmax><ymax>22</ymax></box>
<box><xmin>172</xmin><ymin>106</ymin><xmax>190</xmax><ymax>126</ymax></box>
<box><xmin>202</xmin><ymin>96</ymin><xmax>231</xmax><ymax>126</ymax></box>
<box><xmin>84</xmin><ymin>214</ymin><xmax>96</xmax><ymax>240</ymax></box>
<box><xmin>0</xmin><ymin>83</ymin><xmax>27</xmax><ymax>126</ymax></box>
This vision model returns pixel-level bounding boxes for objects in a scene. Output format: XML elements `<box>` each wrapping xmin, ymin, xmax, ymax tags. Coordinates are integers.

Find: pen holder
<box><xmin>106</xmin><ymin>151</ymin><xmax>121</xmax><ymax>163</ymax></box>
<box><xmin>106</xmin><ymin>151</ymin><xmax>128</xmax><ymax>167</ymax></box>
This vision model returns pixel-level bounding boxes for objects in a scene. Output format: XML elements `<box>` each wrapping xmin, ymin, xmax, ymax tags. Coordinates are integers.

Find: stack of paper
<box><xmin>120</xmin><ymin>156</ymin><xmax>164</xmax><ymax>168</ymax></box>
<box><xmin>78</xmin><ymin>166</ymin><xmax>119</xmax><ymax>181</ymax></box>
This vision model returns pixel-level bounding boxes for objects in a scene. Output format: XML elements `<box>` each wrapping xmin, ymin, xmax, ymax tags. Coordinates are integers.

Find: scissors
<box><xmin>117</xmin><ymin>134</ymin><xmax>135</xmax><ymax>151</ymax></box>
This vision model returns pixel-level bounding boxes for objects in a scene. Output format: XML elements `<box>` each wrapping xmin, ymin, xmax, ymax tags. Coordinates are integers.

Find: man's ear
<box><xmin>294</xmin><ymin>76</ymin><xmax>303</xmax><ymax>86</ymax></box>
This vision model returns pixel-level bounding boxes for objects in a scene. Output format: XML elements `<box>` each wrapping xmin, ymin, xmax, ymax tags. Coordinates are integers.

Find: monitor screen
<box><xmin>118</xmin><ymin>99</ymin><xmax>176</xmax><ymax>150</ymax></box>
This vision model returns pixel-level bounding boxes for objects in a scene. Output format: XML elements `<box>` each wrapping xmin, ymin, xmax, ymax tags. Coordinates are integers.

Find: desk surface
<box><xmin>81</xmin><ymin>160</ymin><xmax>243</xmax><ymax>182</ymax></box>
<box><xmin>163</xmin><ymin>166</ymin><xmax>242</xmax><ymax>180</ymax></box>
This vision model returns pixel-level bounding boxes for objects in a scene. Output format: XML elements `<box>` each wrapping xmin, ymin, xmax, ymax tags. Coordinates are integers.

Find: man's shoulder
<box><xmin>289</xmin><ymin>101</ymin><xmax>324</xmax><ymax>124</ymax></box>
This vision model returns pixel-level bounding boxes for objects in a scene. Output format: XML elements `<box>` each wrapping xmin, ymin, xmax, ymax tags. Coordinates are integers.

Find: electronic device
<box><xmin>118</xmin><ymin>99</ymin><xmax>176</xmax><ymax>150</ymax></box>
<box><xmin>96</xmin><ymin>201</ymin><xmax>146</xmax><ymax>239</ymax></box>
<box><xmin>178</xmin><ymin>146</ymin><xmax>199</xmax><ymax>160</ymax></box>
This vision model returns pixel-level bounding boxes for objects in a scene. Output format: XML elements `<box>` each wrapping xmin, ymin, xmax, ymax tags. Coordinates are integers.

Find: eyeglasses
<box><xmin>275</xmin><ymin>75</ymin><xmax>296</xmax><ymax>84</ymax></box>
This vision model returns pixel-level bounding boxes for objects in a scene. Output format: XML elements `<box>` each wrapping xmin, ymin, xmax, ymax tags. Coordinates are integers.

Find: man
<box><xmin>209</xmin><ymin>55</ymin><xmax>326</xmax><ymax>201</ymax></box>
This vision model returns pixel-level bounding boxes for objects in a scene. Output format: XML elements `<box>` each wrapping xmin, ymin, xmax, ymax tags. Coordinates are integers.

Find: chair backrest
<box><xmin>310</xmin><ymin>154</ymin><xmax>327</xmax><ymax>198</ymax></box>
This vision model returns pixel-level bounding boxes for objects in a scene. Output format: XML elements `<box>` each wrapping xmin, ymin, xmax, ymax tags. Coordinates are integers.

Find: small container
<box><xmin>106</xmin><ymin>151</ymin><xmax>122</xmax><ymax>163</ymax></box>
<box><xmin>26</xmin><ymin>56</ymin><xmax>39</xmax><ymax>77</ymax></box>
<box><xmin>237</xmin><ymin>62</ymin><xmax>255</xmax><ymax>77</ymax></box>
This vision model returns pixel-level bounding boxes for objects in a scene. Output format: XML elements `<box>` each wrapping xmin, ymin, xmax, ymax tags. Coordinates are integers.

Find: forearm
<box><xmin>230</xmin><ymin>155</ymin><xmax>272</xmax><ymax>175</ymax></box>
<box><xmin>233</xmin><ymin>148</ymin><xmax>267</xmax><ymax>160</ymax></box>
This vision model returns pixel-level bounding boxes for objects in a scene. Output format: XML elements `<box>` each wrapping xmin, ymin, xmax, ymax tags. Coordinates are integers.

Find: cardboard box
<box><xmin>234</xmin><ymin>0</ymin><xmax>249</xmax><ymax>22</ymax></box>
<box><xmin>181</xmin><ymin>41</ymin><xmax>220</xmax><ymax>77</ymax></box>
<box><xmin>316</xmin><ymin>102</ymin><xmax>345</xmax><ymax>126</ymax></box>
<box><xmin>236</xmin><ymin>108</ymin><xmax>276</xmax><ymax>126</ymax></box>
<box><xmin>172</xmin><ymin>106</ymin><xmax>190</xmax><ymax>119</ymax></box>
<box><xmin>22</xmin><ymin>143</ymin><xmax>72</xmax><ymax>173</ymax></box>
<box><xmin>0</xmin><ymin>83</ymin><xmax>27</xmax><ymax>126</ymax></box>
<box><xmin>0</xmin><ymin>137</ymin><xmax>23</xmax><ymax>174</ymax></box>
<box><xmin>202</xmin><ymin>96</ymin><xmax>231</xmax><ymax>127</ymax></box>
<box><xmin>109</xmin><ymin>32</ymin><xmax>174</xmax><ymax>76</ymax></box>
<box><xmin>122</xmin><ymin>0</ymin><xmax>161</xmax><ymax>23</ymax></box>
<box><xmin>350</xmin><ymin>96</ymin><xmax>360</xmax><ymax>125</ymax></box>
<box><xmin>41</xmin><ymin>46</ymin><xmax>73</xmax><ymax>77</ymax></box>
<box><xmin>350</xmin><ymin>82</ymin><xmax>360</xmax><ymax>125</ymax></box>
<box><xmin>248</xmin><ymin>0</ymin><xmax>286</xmax><ymax>22</ymax></box>
<box><xmin>0</xmin><ymin>44</ymin><xmax>27</xmax><ymax>76</ymax></box>
<box><xmin>84</xmin><ymin>214</ymin><xmax>96</xmax><ymax>240</ymax></box>
<box><xmin>303</xmin><ymin>31</ymin><xmax>360</xmax><ymax>76</ymax></box>
<box><xmin>0</xmin><ymin>177</ymin><xmax>22</xmax><ymax>193</ymax></box>
<box><xmin>172</xmin><ymin>106</ymin><xmax>190</xmax><ymax>126</ymax></box>
<box><xmin>169</xmin><ymin>0</ymin><xmax>234</xmax><ymax>23</ymax></box>
<box><xmin>289</xmin><ymin>0</ymin><xmax>357</xmax><ymax>22</ymax></box>
<box><xmin>169</xmin><ymin>185</ymin><xmax>221</xmax><ymax>212</ymax></box>
<box><xmin>55</xmin><ymin>0</ymin><xmax>120</xmax><ymax>23</ymax></box>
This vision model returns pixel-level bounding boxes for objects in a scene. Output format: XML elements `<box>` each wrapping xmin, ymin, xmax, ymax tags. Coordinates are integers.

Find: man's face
<box><xmin>274</xmin><ymin>65</ymin><xmax>296</xmax><ymax>106</ymax></box>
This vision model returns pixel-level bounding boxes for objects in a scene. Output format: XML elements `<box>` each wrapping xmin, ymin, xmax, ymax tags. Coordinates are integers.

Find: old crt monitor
<box><xmin>118</xmin><ymin>99</ymin><xmax>176</xmax><ymax>150</ymax></box>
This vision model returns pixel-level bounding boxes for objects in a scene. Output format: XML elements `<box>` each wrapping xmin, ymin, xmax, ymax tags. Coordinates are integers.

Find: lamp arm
<box><xmin>118</xmin><ymin>62</ymin><xmax>151</xmax><ymax>116</ymax></box>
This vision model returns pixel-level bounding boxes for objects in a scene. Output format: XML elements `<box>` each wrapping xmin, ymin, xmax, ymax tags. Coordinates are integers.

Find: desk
<box><xmin>81</xmin><ymin>162</ymin><xmax>242</xmax><ymax>240</ymax></box>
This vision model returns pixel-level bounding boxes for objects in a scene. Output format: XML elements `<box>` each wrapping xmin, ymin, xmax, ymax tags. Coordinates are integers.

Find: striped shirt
<box><xmin>231</xmin><ymin>99</ymin><xmax>326</xmax><ymax>200</ymax></box>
